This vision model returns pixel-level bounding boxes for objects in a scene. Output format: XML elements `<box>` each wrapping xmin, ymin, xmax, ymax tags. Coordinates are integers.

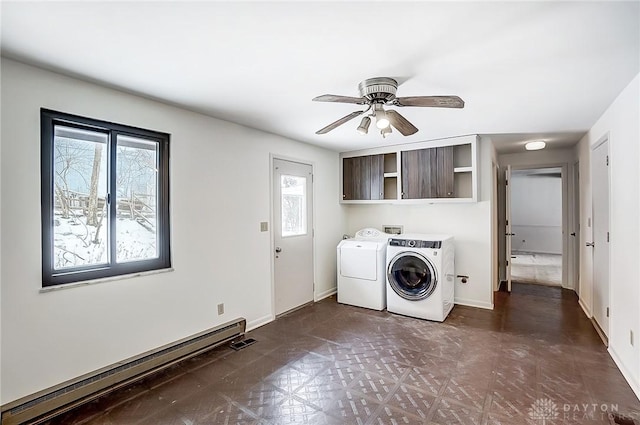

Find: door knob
<box><xmin>275</xmin><ymin>247</ymin><xmax>282</xmax><ymax>253</ymax></box>
<box><xmin>505</xmin><ymin>233</ymin><xmax>516</xmax><ymax>236</ymax></box>
<box><xmin>586</xmin><ymin>242</ymin><xmax>594</xmax><ymax>247</ymax></box>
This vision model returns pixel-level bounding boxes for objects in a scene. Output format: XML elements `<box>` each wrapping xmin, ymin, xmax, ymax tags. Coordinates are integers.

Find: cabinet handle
<box><xmin>342</xmin><ymin>194</ymin><xmax>346</xmax><ymax>199</ymax></box>
<box><xmin>447</xmin><ymin>192</ymin><xmax>453</xmax><ymax>196</ymax></box>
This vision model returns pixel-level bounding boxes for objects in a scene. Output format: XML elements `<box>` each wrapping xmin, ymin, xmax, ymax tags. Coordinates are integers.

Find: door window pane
<box><xmin>281</xmin><ymin>175</ymin><xmax>307</xmax><ymax>237</ymax></box>
<box><xmin>116</xmin><ymin>135</ymin><xmax>159</xmax><ymax>262</ymax></box>
<box><xmin>53</xmin><ymin>126</ymin><xmax>108</xmax><ymax>269</ymax></box>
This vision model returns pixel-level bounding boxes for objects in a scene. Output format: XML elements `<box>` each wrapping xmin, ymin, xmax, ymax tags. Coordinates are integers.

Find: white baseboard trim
<box><xmin>315</xmin><ymin>287</ymin><xmax>337</xmax><ymax>302</ymax></box>
<box><xmin>246</xmin><ymin>314</ymin><xmax>274</xmax><ymax>332</ymax></box>
<box><xmin>455</xmin><ymin>298</ymin><xmax>494</xmax><ymax>310</ymax></box>
<box><xmin>578</xmin><ymin>298</ymin><xmax>592</xmax><ymax>318</ymax></box>
<box><xmin>609</xmin><ymin>346</ymin><xmax>640</xmax><ymax>401</ymax></box>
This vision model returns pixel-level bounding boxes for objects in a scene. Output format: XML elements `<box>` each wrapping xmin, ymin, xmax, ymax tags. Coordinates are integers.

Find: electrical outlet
<box><xmin>631</xmin><ymin>330</ymin><xmax>634</xmax><ymax>346</ymax></box>
<box><xmin>217</xmin><ymin>303</ymin><xmax>224</xmax><ymax>315</ymax></box>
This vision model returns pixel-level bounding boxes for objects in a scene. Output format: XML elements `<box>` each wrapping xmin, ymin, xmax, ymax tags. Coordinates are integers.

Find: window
<box><xmin>280</xmin><ymin>175</ymin><xmax>307</xmax><ymax>237</ymax></box>
<box><xmin>41</xmin><ymin>109</ymin><xmax>171</xmax><ymax>286</ymax></box>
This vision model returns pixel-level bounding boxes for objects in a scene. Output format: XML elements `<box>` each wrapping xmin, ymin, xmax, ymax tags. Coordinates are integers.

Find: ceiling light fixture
<box><xmin>525</xmin><ymin>141</ymin><xmax>546</xmax><ymax>151</ymax></box>
<box><xmin>374</xmin><ymin>104</ymin><xmax>390</xmax><ymax>129</ymax></box>
<box><xmin>381</xmin><ymin>126</ymin><xmax>392</xmax><ymax>138</ymax></box>
<box><xmin>356</xmin><ymin>116</ymin><xmax>371</xmax><ymax>135</ymax></box>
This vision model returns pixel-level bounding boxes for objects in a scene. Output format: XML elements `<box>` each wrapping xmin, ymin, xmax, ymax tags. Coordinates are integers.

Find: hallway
<box><xmin>46</xmin><ymin>284</ymin><xmax>638</xmax><ymax>425</ymax></box>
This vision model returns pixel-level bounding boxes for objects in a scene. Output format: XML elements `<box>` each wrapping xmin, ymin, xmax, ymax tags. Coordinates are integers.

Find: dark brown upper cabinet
<box><xmin>342</xmin><ymin>155</ymin><xmax>384</xmax><ymax>200</ymax></box>
<box><xmin>401</xmin><ymin>146</ymin><xmax>454</xmax><ymax>199</ymax></box>
<box><xmin>339</xmin><ymin>135</ymin><xmax>477</xmax><ymax>204</ymax></box>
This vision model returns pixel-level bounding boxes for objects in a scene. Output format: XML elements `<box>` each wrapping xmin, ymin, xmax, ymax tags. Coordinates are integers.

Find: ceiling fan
<box><xmin>313</xmin><ymin>77</ymin><xmax>464</xmax><ymax>137</ymax></box>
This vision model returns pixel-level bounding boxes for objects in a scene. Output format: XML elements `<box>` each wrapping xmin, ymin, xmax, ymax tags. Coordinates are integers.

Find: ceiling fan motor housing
<box><xmin>358</xmin><ymin>77</ymin><xmax>398</xmax><ymax>103</ymax></box>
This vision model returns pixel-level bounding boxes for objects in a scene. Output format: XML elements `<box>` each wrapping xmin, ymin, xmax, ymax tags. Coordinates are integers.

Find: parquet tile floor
<box><xmin>45</xmin><ymin>283</ymin><xmax>638</xmax><ymax>424</ymax></box>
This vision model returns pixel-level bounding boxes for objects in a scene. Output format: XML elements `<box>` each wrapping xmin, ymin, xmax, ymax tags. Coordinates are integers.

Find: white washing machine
<box><xmin>386</xmin><ymin>234</ymin><xmax>455</xmax><ymax>322</ymax></box>
<box><xmin>337</xmin><ymin>228</ymin><xmax>391</xmax><ymax>311</ymax></box>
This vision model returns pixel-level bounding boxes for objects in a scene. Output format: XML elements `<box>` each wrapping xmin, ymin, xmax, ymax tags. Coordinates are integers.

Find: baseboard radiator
<box><xmin>1</xmin><ymin>318</ymin><xmax>246</xmax><ymax>425</ymax></box>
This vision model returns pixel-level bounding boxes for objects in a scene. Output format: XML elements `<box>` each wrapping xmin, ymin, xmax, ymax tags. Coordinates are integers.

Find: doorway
<box><xmin>272</xmin><ymin>157</ymin><xmax>314</xmax><ymax>316</ymax></box>
<box><xmin>507</xmin><ymin>167</ymin><xmax>564</xmax><ymax>288</ymax></box>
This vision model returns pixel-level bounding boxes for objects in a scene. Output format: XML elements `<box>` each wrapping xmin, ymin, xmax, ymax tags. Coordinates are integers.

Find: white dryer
<box><xmin>386</xmin><ymin>234</ymin><xmax>455</xmax><ymax>322</ymax></box>
<box><xmin>337</xmin><ymin>228</ymin><xmax>390</xmax><ymax>311</ymax></box>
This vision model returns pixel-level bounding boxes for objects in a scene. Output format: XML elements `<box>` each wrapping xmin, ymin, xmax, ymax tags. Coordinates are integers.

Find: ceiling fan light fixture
<box><xmin>525</xmin><ymin>141</ymin><xmax>546</xmax><ymax>151</ymax></box>
<box><xmin>356</xmin><ymin>116</ymin><xmax>371</xmax><ymax>135</ymax></box>
<box><xmin>381</xmin><ymin>126</ymin><xmax>392</xmax><ymax>138</ymax></box>
<box><xmin>374</xmin><ymin>104</ymin><xmax>390</xmax><ymax>129</ymax></box>
<box><xmin>312</xmin><ymin>77</ymin><xmax>464</xmax><ymax>137</ymax></box>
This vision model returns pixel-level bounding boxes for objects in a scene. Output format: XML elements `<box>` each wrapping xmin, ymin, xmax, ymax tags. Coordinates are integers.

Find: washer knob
<box><xmin>408</xmin><ymin>240</ymin><xmax>416</xmax><ymax>247</ymax></box>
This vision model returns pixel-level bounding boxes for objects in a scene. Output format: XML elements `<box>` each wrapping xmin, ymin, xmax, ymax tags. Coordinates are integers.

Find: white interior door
<box><xmin>273</xmin><ymin>158</ymin><xmax>314</xmax><ymax>316</ymax></box>
<box><xmin>505</xmin><ymin>165</ymin><xmax>513</xmax><ymax>292</ymax></box>
<box><xmin>591</xmin><ymin>140</ymin><xmax>610</xmax><ymax>336</ymax></box>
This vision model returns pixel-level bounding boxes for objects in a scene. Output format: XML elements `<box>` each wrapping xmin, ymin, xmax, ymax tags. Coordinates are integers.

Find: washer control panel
<box><xmin>389</xmin><ymin>239</ymin><xmax>442</xmax><ymax>249</ymax></box>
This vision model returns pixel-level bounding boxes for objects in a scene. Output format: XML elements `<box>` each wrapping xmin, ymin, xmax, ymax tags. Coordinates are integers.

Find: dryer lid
<box><xmin>354</xmin><ymin>228</ymin><xmax>390</xmax><ymax>241</ymax></box>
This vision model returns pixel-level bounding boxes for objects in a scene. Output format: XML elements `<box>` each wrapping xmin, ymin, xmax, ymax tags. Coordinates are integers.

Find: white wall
<box><xmin>0</xmin><ymin>59</ymin><xmax>346</xmax><ymax>403</ymax></box>
<box><xmin>345</xmin><ymin>137</ymin><xmax>495</xmax><ymax>310</ymax></box>
<box><xmin>576</xmin><ymin>73</ymin><xmax>640</xmax><ymax>397</ymax></box>
<box><xmin>510</xmin><ymin>173</ymin><xmax>562</xmax><ymax>254</ymax></box>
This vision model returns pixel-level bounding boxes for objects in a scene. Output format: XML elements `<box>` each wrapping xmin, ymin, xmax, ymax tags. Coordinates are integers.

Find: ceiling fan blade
<box><xmin>395</xmin><ymin>96</ymin><xmax>465</xmax><ymax>108</ymax></box>
<box><xmin>387</xmin><ymin>110</ymin><xmax>419</xmax><ymax>136</ymax></box>
<box><xmin>313</xmin><ymin>94</ymin><xmax>366</xmax><ymax>104</ymax></box>
<box><xmin>315</xmin><ymin>111</ymin><xmax>365</xmax><ymax>135</ymax></box>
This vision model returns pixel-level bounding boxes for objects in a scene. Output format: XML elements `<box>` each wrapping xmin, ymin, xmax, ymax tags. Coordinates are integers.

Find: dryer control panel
<box><xmin>389</xmin><ymin>239</ymin><xmax>442</xmax><ymax>249</ymax></box>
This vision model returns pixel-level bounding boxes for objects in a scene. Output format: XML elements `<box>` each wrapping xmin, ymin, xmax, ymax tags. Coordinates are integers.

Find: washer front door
<box><xmin>388</xmin><ymin>252</ymin><xmax>438</xmax><ymax>301</ymax></box>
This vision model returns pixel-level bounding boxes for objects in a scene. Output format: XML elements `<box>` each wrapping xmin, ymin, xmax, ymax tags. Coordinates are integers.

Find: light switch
<box><xmin>260</xmin><ymin>222</ymin><xmax>268</xmax><ymax>232</ymax></box>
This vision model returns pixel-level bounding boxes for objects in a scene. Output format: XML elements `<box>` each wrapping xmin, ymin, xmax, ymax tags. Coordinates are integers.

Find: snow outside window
<box><xmin>41</xmin><ymin>109</ymin><xmax>171</xmax><ymax>287</ymax></box>
<box><xmin>281</xmin><ymin>175</ymin><xmax>307</xmax><ymax>237</ymax></box>
<box><xmin>53</xmin><ymin>126</ymin><xmax>109</xmax><ymax>269</ymax></box>
<box><xmin>115</xmin><ymin>135</ymin><xmax>159</xmax><ymax>263</ymax></box>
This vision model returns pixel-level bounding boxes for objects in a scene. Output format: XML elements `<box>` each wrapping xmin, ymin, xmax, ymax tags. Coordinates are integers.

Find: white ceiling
<box><xmin>1</xmin><ymin>2</ymin><xmax>638</xmax><ymax>153</ymax></box>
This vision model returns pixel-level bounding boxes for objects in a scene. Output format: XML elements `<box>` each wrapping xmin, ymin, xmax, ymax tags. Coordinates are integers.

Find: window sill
<box><xmin>39</xmin><ymin>267</ymin><xmax>175</xmax><ymax>293</ymax></box>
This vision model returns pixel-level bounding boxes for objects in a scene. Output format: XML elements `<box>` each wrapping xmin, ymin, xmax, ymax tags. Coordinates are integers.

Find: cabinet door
<box><xmin>401</xmin><ymin>147</ymin><xmax>454</xmax><ymax>199</ymax></box>
<box><xmin>369</xmin><ymin>154</ymin><xmax>384</xmax><ymax>200</ymax></box>
<box><xmin>402</xmin><ymin>148</ymin><xmax>435</xmax><ymax>198</ymax></box>
<box><xmin>342</xmin><ymin>155</ymin><xmax>384</xmax><ymax>200</ymax></box>
<box><xmin>435</xmin><ymin>146</ymin><xmax>454</xmax><ymax>197</ymax></box>
<box><xmin>343</xmin><ymin>156</ymin><xmax>355</xmax><ymax>200</ymax></box>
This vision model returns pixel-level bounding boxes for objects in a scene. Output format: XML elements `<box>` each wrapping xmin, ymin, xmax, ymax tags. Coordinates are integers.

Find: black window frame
<box><xmin>41</xmin><ymin>109</ymin><xmax>171</xmax><ymax>287</ymax></box>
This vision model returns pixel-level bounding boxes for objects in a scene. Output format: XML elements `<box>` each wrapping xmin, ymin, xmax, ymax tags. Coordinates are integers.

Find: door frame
<box><xmin>506</xmin><ymin>165</ymin><xmax>512</xmax><ymax>292</ymax></box>
<box><xmin>572</xmin><ymin>160</ymin><xmax>581</xmax><ymax>297</ymax></box>
<box><xmin>269</xmin><ymin>154</ymin><xmax>316</xmax><ymax>319</ymax></box>
<box><xmin>492</xmin><ymin>161</ymin><xmax>500</xmax><ymax>292</ymax></box>
<box><xmin>500</xmin><ymin>162</ymin><xmax>571</xmax><ymax>289</ymax></box>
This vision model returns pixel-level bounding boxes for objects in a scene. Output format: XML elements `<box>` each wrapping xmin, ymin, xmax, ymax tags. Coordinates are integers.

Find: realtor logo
<box><xmin>529</xmin><ymin>398</ymin><xmax>560</xmax><ymax>424</ymax></box>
